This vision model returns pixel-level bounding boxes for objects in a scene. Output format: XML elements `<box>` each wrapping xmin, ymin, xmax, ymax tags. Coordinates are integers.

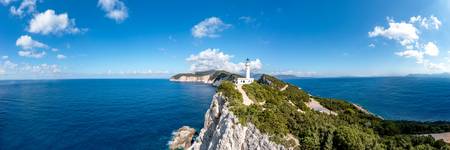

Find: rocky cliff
<box><xmin>170</xmin><ymin>70</ymin><xmax>241</xmax><ymax>86</ymax></box>
<box><xmin>189</xmin><ymin>93</ymin><xmax>286</xmax><ymax>150</ymax></box>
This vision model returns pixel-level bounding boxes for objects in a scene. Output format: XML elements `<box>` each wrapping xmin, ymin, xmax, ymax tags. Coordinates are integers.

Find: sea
<box><xmin>0</xmin><ymin>77</ymin><xmax>449</xmax><ymax>149</ymax></box>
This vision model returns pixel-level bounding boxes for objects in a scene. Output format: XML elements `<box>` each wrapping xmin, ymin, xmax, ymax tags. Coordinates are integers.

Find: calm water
<box><xmin>0</xmin><ymin>79</ymin><xmax>215</xmax><ymax>150</ymax></box>
<box><xmin>287</xmin><ymin>77</ymin><xmax>450</xmax><ymax>121</ymax></box>
<box><xmin>1</xmin><ymin>78</ymin><xmax>450</xmax><ymax>149</ymax></box>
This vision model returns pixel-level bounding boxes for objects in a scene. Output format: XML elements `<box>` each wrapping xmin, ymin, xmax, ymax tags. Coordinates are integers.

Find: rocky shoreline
<box><xmin>168</xmin><ymin>126</ymin><xmax>196</xmax><ymax>150</ymax></box>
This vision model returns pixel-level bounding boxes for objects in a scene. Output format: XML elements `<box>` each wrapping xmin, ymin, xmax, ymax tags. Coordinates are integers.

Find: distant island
<box><xmin>169</xmin><ymin>70</ymin><xmax>450</xmax><ymax>150</ymax></box>
<box><xmin>406</xmin><ymin>73</ymin><xmax>450</xmax><ymax>78</ymax></box>
<box><xmin>169</xmin><ymin>70</ymin><xmax>242</xmax><ymax>86</ymax></box>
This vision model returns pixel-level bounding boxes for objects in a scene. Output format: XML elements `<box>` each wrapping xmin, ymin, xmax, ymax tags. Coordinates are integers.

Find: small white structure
<box><xmin>234</xmin><ymin>59</ymin><xmax>254</xmax><ymax>85</ymax></box>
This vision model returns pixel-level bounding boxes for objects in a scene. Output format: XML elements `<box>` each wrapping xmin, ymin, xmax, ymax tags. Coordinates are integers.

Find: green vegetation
<box><xmin>170</xmin><ymin>70</ymin><xmax>216</xmax><ymax>79</ymax></box>
<box><xmin>258</xmin><ymin>74</ymin><xmax>287</xmax><ymax>90</ymax></box>
<box><xmin>217</xmin><ymin>74</ymin><xmax>450</xmax><ymax>150</ymax></box>
<box><xmin>210</xmin><ymin>70</ymin><xmax>242</xmax><ymax>83</ymax></box>
<box><xmin>217</xmin><ymin>81</ymin><xmax>242</xmax><ymax>107</ymax></box>
<box><xmin>242</xmin><ymin>82</ymin><xmax>283</xmax><ymax>103</ymax></box>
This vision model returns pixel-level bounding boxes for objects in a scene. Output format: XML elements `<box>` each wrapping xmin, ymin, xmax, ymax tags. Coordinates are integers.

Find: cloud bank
<box><xmin>0</xmin><ymin>58</ymin><xmax>61</xmax><ymax>76</ymax></box>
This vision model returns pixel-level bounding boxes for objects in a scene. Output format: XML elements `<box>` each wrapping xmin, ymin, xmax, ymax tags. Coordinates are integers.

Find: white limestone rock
<box><xmin>189</xmin><ymin>93</ymin><xmax>288</xmax><ymax>150</ymax></box>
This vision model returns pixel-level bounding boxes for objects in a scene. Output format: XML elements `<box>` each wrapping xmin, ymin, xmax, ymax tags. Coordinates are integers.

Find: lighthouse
<box><xmin>245</xmin><ymin>58</ymin><xmax>251</xmax><ymax>79</ymax></box>
<box><xmin>234</xmin><ymin>58</ymin><xmax>255</xmax><ymax>85</ymax></box>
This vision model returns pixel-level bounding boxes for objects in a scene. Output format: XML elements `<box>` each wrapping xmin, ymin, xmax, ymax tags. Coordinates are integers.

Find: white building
<box><xmin>234</xmin><ymin>59</ymin><xmax>254</xmax><ymax>85</ymax></box>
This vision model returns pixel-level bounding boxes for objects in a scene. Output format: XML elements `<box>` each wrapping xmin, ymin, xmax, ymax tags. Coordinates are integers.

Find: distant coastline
<box><xmin>406</xmin><ymin>73</ymin><xmax>450</xmax><ymax>78</ymax></box>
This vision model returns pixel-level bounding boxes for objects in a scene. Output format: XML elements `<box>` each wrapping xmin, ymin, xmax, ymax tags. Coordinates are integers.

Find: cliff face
<box><xmin>189</xmin><ymin>93</ymin><xmax>286</xmax><ymax>150</ymax></box>
<box><xmin>169</xmin><ymin>74</ymin><xmax>214</xmax><ymax>84</ymax></box>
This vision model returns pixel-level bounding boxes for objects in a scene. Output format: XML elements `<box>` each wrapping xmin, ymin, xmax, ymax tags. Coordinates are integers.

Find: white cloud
<box><xmin>191</xmin><ymin>17</ymin><xmax>231</xmax><ymax>38</ymax></box>
<box><xmin>369</xmin><ymin>43</ymin><xmax>375</xmax><ymax>48</ymax></box>
<box><xmin>0</xmin><ymin>59</ymin><xmax>18</xmax><ymax>75</ymax></box>
<box><xmin>395</xmin><ymin>42</ymin><xmax>440</xmax><ymax>64</ymax></box>
<box><xmin>16</xmin><ymin>35</ymin><xmax>47</xmax><ymax>50</ymax></box>
<box><xmin>410</xmin><ymin>15</ymin><xmax>442</xmax><ymax>30</ymax></box>
<box><xmin>106</xmin><ymin>69</ymin><xmax>169</xmax><ymax>76</ymax></box>
<box><xmin>271</xmin><ymin>70</ymin><xmax>318</xmax><ymax>77</ymax></box>
<box><xmin>395</xmin><ymin>50</ymin><xmax>424</xmax><ymax>63</ymax></box>
<box><xmin>0</xmin><ymin>59</ymin><xmax>63</xmax><ymax>76</ymax></box>
<box><xmin>3</xmin><ymin>60</ymin><xmax>18</xmax><ymax>69</ymax></box>
<box><xmin>423</xmin><ymin>61</ymin><xmax>446</xmax><ymax>71</ymax></box>
<box><xmin>21</xmin><ymin>63</ymin><xmax>61</xmax><ymax>74</ymax></box>
<box><xmin>239</xmin><ymin>16</ymin><xmax>255</xmax><ymax>24</ymax></box>
<box><xmin>18</xmin><ymin>50</ymin><xmax>46</xmax><ymax>58</ymax></box>
<box><xmin>186</xmin><ymin>48</ymin><xmax>262</xmax><ymax>73</ymax></box>
<box><xmin>370</xmin><ymin>15</ymin><xmax>447</xmax><ymax>72</ymax></box>
<box><xmin>2</xmin><ymin>56</ymin><xmax>8</xmax><ymax>59</ymax></box>
<box><xmin>0</xmin><ymin>0</ymin><xmax>14</xmax><ymax>5</ymax></box>
<box><xmin>28</xmin><ymin>9</ymin><xmax>81</xmax><ymax>35</ymax></box>
<box><xmin>98</xmin><ymin>0</ymin><xmax>128</xmax><ymax>22</ymax></box>
<box><xmin>368</xmin><ymin>20</ymin><xmax>419</xmax><ymax>46</ymax></box>
<box><xmin>56</xmin><ymin>54</ymin><xmax>66</xmax><ymax>59</ymax></box>
<box><xmin>9</xmin><ymin>0</ymin><xmax>36</xmax><ymax>17</ymax></box>
<box><xmin>423</xmin><ymin>42</ymin><xmax>439</xmax><ymax>56</ymax></box>
<box><xmin>51</xmin><ymin>48</ymin><xmax>58</xmax><ymax>52</ymax></box>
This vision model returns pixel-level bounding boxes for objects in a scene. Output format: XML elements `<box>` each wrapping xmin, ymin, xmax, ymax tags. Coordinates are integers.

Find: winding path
<box><xmin>236</xmin><ymin>84</ymin><xmax>254</xmax><ymax>106</ymax></box>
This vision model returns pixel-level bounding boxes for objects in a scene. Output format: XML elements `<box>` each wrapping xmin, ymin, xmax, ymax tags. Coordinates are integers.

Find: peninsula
<box><xmin>169</xmin><ymin>70</ymin><xmax>450</xmax><ymax>150</ymax></box>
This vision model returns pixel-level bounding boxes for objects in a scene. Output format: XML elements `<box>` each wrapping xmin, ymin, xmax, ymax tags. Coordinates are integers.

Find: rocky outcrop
<box><xmin>189</xmin><ymin>93</ymin><xmax>287</xmax><ymax>150</ymax></box>
<box><xmin>169</xmin><ymin>126</ymin><xmax>196</xmax><ymax>150</ymax></box>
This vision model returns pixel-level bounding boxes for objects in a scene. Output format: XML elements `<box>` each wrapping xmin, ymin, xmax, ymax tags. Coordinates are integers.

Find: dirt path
<box><xmin>307</xmin><ymin>98</ymin><xmax>337</xmax><ymax>115</ymax></box>
<box><xmin>423</xmin><ymin>132</ymin><xmax>450</xmax><ymax>143</ymax></box>
<box><xmin>280</xmin><ymin>85</ymin><xmax>288</xmax><ymax>91</ymax></box>
<box><xmin>236</xmin><ymin>84</ymin><xmax>253</xmax><ymax>106</ymax></box>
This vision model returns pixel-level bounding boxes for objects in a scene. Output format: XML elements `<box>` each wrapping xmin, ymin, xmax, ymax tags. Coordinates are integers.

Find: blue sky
<box><xmin>1</xmin><ymin>0</ymin><xmax>450</xmax><ymax>79</ymax></box>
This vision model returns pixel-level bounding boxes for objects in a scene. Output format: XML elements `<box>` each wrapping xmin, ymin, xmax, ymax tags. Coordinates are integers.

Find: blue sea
<box><xmin>287</xmin><ymin>77</ymin><xmax>450</xmax><ymax>121</ymax></box>
<box><xmin>1</xmin><ymin>77</ymin><xmax>450</xmax><ymax>149</ymax></box>
<box><xmin>0</xmin><ymin>80</ymin><xmax>215</xmax><ymax>149</ymax></box>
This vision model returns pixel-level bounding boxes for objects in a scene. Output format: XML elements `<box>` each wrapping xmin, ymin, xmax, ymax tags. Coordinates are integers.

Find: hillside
<box><xmin>170</xmin><ymin>73</ymin><xmax>450</xmax><ymax>150</ymax></box>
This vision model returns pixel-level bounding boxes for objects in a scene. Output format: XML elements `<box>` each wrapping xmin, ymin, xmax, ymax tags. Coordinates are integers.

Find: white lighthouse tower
<box><xmin>245</xmin><ymin>58</ymin><xmax>251</xmax><ymax>79</ymax></box>
<box><xmin>235</xmin><ymin>59</ymin><xmax>254</xmax><ymax>85</ymax></box>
